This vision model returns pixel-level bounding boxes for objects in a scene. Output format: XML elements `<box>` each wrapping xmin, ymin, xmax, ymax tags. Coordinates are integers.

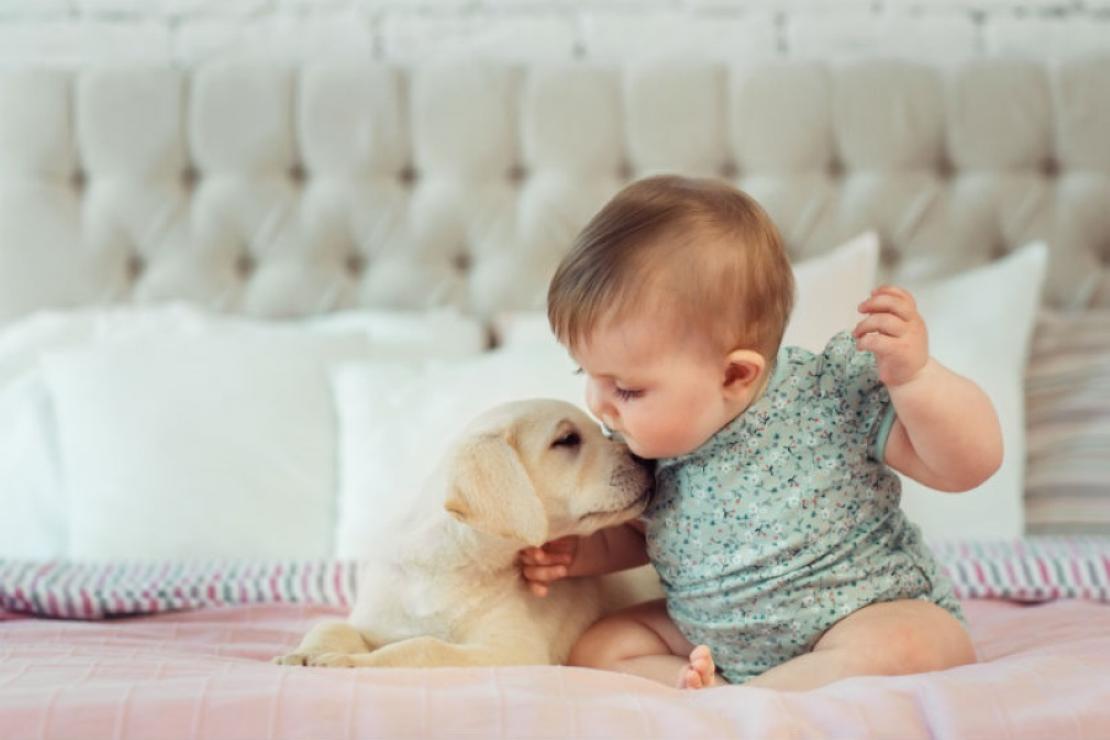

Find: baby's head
<box><xmin>547</xmin><ymin>174</ymin><xmax>795</xmax><ymax>460</ymax></box>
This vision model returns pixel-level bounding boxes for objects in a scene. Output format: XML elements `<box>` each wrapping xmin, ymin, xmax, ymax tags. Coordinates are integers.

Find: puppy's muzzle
<box><xmin>629</xmin><ymin>451</ymin><xmax>654</xmax><ymax>474</ymax></box>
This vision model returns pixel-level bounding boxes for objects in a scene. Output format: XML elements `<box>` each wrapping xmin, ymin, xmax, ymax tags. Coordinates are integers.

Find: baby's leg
<box><xmin>567</xmin><ymin>598</ymin><xmax>727</xmax><ymax>689</ymax></box>
<box><xmin>744</xmin><ymin>598</ymin><xmax>976</xmax><ymax>692</ymax></box>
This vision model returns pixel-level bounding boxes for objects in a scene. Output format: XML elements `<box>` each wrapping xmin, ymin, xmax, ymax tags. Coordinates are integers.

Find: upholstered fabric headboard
<box><xmin>1</xmin><ymin>58</ymin><xmax>1108</xmax><ymax>325</ymax></box>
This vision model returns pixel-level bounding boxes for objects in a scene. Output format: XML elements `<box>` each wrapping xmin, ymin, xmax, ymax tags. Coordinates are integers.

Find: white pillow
<box><xmin>0</xmin><ymin>303</ymin><xmax>487</xmax><ymax>560</ymax></box>
<box><xmin>786</xmin><ymin>232</ymin><xmax>879</xmax><ymax>353</ymax></box>
<box><xmin>0</xmin><ymin>373</ymin><xmax>65</xmax><ymax>559</ymax></box>
<box><xmin>491</xmin><ymin>232</ymin><xmax>880</xmax><ymax>355</ymax></box>
<box><xmin>43</xmin><ymin>328</ymin><xmax>373</xmax><ymax>561</ymax></box>
<box><xmin>897</xmin><ymin>242</ymin><xmax>1048</xmax><ymax>540</ymax></box>
<box><xmin>301</xmin><ymin>307</ymin><xmax>487</xmax><ymax>356</ymax></box>
<box><xmin>0</xmin><ymin>304</ymin><xmax>214</xmax><ymax>560</ymax></box>
<box><xmin>0</xmin><ymin>303</ymin><xmax>484</xmax><ymax>387</ymax></box>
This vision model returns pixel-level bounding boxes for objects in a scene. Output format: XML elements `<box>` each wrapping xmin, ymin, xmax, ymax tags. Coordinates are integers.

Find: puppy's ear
<box><xmin>443</xmin><ymin>433</ymin><xmax>548</xmax><ymax>547</ymax></box>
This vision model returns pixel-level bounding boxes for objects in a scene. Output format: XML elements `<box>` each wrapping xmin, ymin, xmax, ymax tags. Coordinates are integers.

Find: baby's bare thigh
<box><xmin>813</xmin><ymin>598</ymin><xmax>976</xmax><ymax>673</ymax></box>
<box><xmin>575</xmin><ymin>598</ymin><xmax>697</xmax><ymax>662</ymax></box>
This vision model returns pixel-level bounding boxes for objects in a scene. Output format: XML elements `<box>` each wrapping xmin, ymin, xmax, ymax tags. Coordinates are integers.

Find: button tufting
<box><xmin>879</xmin><ymin>245</ymin><xmax>900</xmax><ymax>267</ymax></box>
<box><xmin>452</xmin><ymin>252</ymin><xmax>472</xmax><ymax>272</ymax></box>
<box><xmin>182</xmin><ymin>166</ymin><xmax>199</xmax><ymax>190</ymax></box>
<box><xmin>719</xmin><ymin>161</ymin><xmax>738</xmax><ymax>179</ymax></box>
<box><xmin>345</xmin><ymin>253</ymin><xmax>366</xmax><ymax>275</ymax></box>
<box><xmin>617</xmin><ymin>160</ymin><xmax>634</xmax><ymax>180</ymax></box>
<box><xmin>508</xmin><ymin>164</ymin><xmax>528</xmax><ymax>184</ymax></box>
<box><xmin>71</xmin><ymin>169</ymin><xmax>86</xmax><ymax>192</ymax></box>
<box><xmin>236</xmin><ymin>253</ymin><xmax>256</xmax><ymax>278</ymax></box>
<box><xmin>126</xmin><ymin>254</ymin><xmax>145</xmax><ymax>281</ymax></box>
<box><xmin>399</xmin><ymin>166</ymin><xmax>419</xmax><ymax>186</ymax></box>
<box><xmin>290</xmin><ymin>163</ymin><xmax>306</xmax><ymax>183</ymax></box>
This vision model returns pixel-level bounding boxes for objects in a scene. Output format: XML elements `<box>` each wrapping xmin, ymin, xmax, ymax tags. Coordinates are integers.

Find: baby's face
<box><xmin>570</xmin><ymin>315</ymin><xmax>738</xmax><ymax>460</ymax></box>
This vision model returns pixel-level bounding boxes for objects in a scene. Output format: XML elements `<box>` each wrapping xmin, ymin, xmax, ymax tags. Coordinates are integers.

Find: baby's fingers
<box><xmin>517</xmin><ymin>546</ymin><xmax>542</xmax><ymax>563</ymax></box>
<box><xmin>853</xmin><ymin>313</ymin><xmax>905</xmax><ymax>339</ymax></box>
<box><xmin>858</xmin><ymin>293</ymin><xmax>915</xmax><ymax>323</ymax></box>
<box><xmin>522</xmin><ymin>564</ymin><xmax>568</xmax><ymax>583</ymax></box>
<box><xmin>856</xmin><ymin>330</ymin><xmax>896</xmax><ymax>355</ymax></box>
<box><xmin>543</xmin><ymin>536</ymin><xmax>578</xmax><ymax>554</ymax></box>
<box><xmin>870</xmin><ymin>285</ymin><xmax>916</xmax><ymax>306</ymax></box>
<box><xmin>518</xmin><ymin>548</ymin><xmax>572</xmax><ymax>566</ymax></box>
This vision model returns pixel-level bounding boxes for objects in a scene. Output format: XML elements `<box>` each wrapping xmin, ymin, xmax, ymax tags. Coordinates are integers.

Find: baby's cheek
<box><xmin>619</xmin><ymin>415</ymin><xmax>652</xmax><ymax>454</ymax></box>
<box><xmin>632</xmin><ymin>417</ymin><xmax>687</xmax><ymax>459</ymax></box>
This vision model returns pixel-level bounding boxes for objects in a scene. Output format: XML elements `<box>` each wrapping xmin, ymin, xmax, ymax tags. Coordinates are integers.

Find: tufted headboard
<box><xmin>1</xmin><ymin>58</ymin><xmax>1108</xmax><ymax>326</ymax></box>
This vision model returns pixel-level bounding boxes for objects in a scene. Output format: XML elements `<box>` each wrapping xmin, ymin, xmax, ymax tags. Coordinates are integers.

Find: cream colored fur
<box><xmin>274</xmin><ymin>399</ymin><xmax>659</xmax><ymax>669</ymax></box>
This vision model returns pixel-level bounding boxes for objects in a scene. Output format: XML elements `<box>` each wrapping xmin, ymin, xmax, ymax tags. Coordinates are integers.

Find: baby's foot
<box><xmin>677</xmin><ymin>644</ymin><xmax>717</xmax><ymax>689</ymax></box>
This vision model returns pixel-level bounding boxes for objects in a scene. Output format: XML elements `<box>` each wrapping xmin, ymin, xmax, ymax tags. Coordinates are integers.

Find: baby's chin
<box><xmin>634</xmin><ymin>428</ymin><xmax>719</xmax><ymax>457</ymax></box>
<box><xmin>626</xmin><ymin>436</ymin><xmax>700</xmax><ymax>461</ymax></box>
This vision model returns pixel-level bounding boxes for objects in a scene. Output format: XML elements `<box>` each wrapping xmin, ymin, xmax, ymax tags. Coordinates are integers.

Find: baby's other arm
<box><xmin>855</xmin><ymin>286</ymin><xmax>1004</xmax><ymax>492</ymax></box>
<box><xmin>571</xmin><ymin>520</ymin><xmax>650</xmax><ymax>576</ymax></box>
<box><xmin>518</xmin><ymin>521</ymin><xmax>648</xmax><ymax>596</ymax></box>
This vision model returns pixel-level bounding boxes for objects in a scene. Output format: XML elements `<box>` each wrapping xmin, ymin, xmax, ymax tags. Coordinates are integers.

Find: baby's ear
<box><xmin>722</xmin><ymin>349</ymin><xmax>766</xmax><ymax>395</ymax></box>
<box><xmin>443</xmin><ymin>433</ymin><xmax>549</xmax><ymax>547</ymax></box>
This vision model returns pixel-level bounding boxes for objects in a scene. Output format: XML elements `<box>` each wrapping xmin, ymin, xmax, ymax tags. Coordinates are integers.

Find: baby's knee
<box><xmin>862</xmin><ymin>617</ymin><xmax>974</xmax><ymax>675</ymax></box>
<box><xmin>567</xmin><ymin>614</ymin><xmax>664</xmax><ymax>670</ymax></box>
<box><xmin>567</xmin><ymin>617</ymin><xmax>622</xmax><ymax>669</ymax></box>
<box><xmin>861</xmin><ymin>622</ymin><xmax>930</xmax><ymax>674</ymax></box>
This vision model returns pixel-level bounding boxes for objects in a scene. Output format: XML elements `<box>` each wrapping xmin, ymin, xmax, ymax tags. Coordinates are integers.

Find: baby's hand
<box><xmin>853</xmin><ymin>285</ymin><xmax>929</xmax><ymax>388</ymax></box>
<box><xmin>516</xmin><ymin>536</ymin><xmax>578</xmax><ymax>597</ymax></box>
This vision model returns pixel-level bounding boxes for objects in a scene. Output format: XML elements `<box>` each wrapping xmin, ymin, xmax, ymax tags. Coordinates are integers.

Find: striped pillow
<box><xmin>1024</xmin><ymin>310</ymin><xmax>1110</xmax><ymax>535</ymax></box>
<box><xmin>2</xmin><ymin>539</ymin><xmax>1108</xmax><ymax>619</ymax></box>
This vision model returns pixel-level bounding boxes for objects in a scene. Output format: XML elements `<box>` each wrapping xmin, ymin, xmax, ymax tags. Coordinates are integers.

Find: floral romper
<box><xmin>643</xmin><ymin>330</ymin><xmax>966</xmax><ymax>684</ymax></box>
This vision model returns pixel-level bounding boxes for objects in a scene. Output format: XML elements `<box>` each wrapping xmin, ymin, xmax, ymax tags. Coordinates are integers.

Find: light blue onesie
<box><xmin>642</xmin><ymin>330</ymin><xmax>966</xmax><ymax>684</ymax></box>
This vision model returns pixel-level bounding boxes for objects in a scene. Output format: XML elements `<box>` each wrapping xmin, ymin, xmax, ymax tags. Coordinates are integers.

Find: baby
<box><xmin>518</xmin><ymin>174</ymin><xmax>1002</xmax><ymax>691</ymax></box>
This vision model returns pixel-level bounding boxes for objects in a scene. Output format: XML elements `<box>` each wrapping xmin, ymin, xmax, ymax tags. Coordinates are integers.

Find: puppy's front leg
<box><xmin>273</xmin><ymin>620</ymin><xmax>374</xmax><ymax>666</ymax></box>
<box><xmin>306</xmin><ymin>636</ymin><xmax>542</xmax><ymax>669</ymax></box>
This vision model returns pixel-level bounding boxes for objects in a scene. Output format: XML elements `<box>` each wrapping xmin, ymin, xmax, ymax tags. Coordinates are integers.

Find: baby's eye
<box><xmin>615</xmin><ymin>387</ymin><xmax>644</xmax><ymax>401</ymax></box>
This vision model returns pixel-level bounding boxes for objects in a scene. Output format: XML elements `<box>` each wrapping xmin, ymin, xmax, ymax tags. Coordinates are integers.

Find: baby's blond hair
<box><xmin>548</xmin><ymin>174</ymin><xmax>795</xmax><ymax>363</ymax></box>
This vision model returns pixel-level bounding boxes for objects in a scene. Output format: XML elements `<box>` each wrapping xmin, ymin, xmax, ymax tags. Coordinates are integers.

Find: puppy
<box><xmin>274</xmin><ymin>398</ymin><xmax>655</xmax><ymax>668</ymax></box>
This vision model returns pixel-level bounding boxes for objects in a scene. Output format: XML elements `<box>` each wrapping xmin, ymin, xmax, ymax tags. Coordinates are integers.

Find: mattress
<box><xmin>2</xmin><ymin>598</ymin><xmax>1108</xmax><ymax>739</ymax></box>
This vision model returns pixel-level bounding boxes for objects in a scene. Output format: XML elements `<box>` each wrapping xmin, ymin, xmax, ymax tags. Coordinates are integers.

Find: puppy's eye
<box><xmin>551</xmin><ymin>431</ymin><xmax>581</xmax><ymax>449</ymax></box>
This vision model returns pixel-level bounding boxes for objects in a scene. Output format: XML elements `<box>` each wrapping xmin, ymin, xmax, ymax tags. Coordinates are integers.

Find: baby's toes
<box><xmin>691</xmin><ymin>645</ymin><xmax>714</xmax><ymax>668</ymax></box>
<box><xmin>678</xmin><ymin>666</ymin><xmax>704</xmax><ymax>689</ymax></box>
<box><xmin>689</xmin><ymin>645</ymin><xmax>717</xmax><ymax>687</ymax></box>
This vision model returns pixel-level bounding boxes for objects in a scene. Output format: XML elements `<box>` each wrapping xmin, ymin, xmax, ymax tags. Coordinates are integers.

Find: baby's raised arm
<box><xmin>518</xmin><ymin>521</ymin><xmax>648</xmax><ymax>597</ymax></box>
<box><xmin>855</xmin><ymin>286</ymin><xmax>1003</xmax><ymax>491</ymax></box>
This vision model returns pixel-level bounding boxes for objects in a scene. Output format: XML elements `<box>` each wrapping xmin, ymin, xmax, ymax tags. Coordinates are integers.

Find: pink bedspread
<box><xmin>2</xmin><ymin>599</ymin><xmax>1108</xmax><ymax>739</ymax></box>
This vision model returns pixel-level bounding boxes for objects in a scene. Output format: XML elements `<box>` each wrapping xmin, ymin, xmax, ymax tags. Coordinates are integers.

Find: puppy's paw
<box><xmin>272</xmin><ymin>652</ymin><xmax>312</xmax><ymax>666</ymax></box>
<box><xmin>307</xmin><ymin>652</ymin><xmax>356</xmax><ymax>668</ymax></box>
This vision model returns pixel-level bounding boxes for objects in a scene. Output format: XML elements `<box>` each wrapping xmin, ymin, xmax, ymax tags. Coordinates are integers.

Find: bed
<box><xmin>2</xmin><ymin>57</ymin><xmax>1109</xmax><ymax>738</ymax></box>
<box><xmin>0</xmin><ymin>599</ymin><xmax>1107</xmax><ymax>738</ymax></box>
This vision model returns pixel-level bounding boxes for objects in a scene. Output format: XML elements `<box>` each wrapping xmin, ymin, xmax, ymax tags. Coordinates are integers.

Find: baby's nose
<box><xmin>601</xmin><ymin>422</ymin><xmax>626</xmax><ymax>445</ymax></box>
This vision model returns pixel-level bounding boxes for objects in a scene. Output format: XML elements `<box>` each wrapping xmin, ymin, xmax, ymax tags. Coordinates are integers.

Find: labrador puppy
<box><xmin>274</xmin><ymin>398</ymin><xmax>655</xmax><ymax>669</ymax></box>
